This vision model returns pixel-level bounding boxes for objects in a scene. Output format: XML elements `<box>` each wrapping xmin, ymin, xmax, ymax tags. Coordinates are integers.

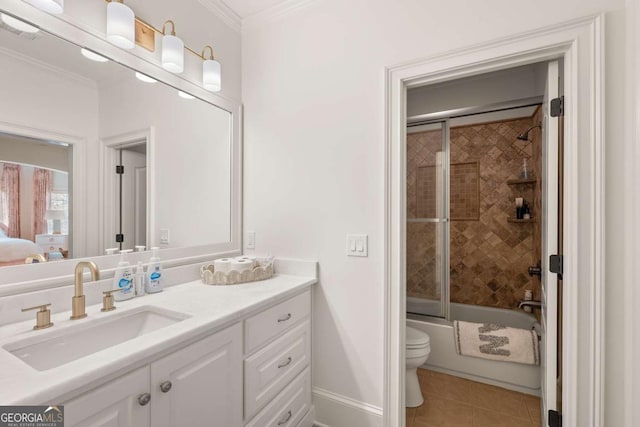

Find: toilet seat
<box><xmin>406</xmin><ymin>326</ymin><xmax>430</xmax><ymax>348</ymax></box>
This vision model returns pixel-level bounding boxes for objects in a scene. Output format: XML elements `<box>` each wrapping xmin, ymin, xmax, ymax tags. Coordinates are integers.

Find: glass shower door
<box><xmin>406</xmin><ymin>121</ymin><xmax>450</xmax><ymax>318</ymax></box>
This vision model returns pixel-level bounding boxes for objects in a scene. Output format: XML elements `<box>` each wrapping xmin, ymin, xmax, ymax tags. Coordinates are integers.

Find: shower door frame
<box><xmin>384</xmin><ymin>15</ymin><xmax>605</xmax><ymax>427</ymax></box>
<box><xmin>406</xmin><ymin>119</ymin><xmax>450</xmax><ymax>320</ymax></box>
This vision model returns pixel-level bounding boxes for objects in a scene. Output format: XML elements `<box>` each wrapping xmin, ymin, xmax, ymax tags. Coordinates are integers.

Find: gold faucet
<box><xmin>71</xmin><ymin>261</ymin><xmax>100</xmax><ymax>320</ymax></box>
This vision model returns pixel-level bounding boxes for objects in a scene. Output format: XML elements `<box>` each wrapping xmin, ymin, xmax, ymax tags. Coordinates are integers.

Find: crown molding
<box><xmin>242</xmin><ymin>0</ymin><xmax>318</xmax><ymax>33</ymax></box>
<box><xmin>197</xmin><ymin>0</ymin><xmax>242</xmax><ymax>33</ymax></box>
<box><xmin>0</xmin><ymin>46</ymin><xmax>97</xmax><ymax>89</ymax></box>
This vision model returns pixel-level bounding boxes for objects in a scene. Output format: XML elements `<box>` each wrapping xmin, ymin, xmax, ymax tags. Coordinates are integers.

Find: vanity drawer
<box><xmin>245</xmin><ymin>368</ymin><xmax>311</xmax><ymax>427</ymax></box>
<box><xmin>245</xmin><ymin>290</ymin><xmax>310</xmax><ymax>354</ymax></box>
<box><xmin>244</xmin><ymin>320</ymin><xmax>310</xmax><ymax>419</ymax></box>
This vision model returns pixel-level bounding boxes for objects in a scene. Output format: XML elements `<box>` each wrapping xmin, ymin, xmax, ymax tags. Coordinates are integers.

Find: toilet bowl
<box><xmin>406</xmin><ymin>326</ymin><xmax>431</xmax><ymax>407</ymax></box>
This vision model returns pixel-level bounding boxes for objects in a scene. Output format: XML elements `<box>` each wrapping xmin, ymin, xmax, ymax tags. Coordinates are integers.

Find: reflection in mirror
<box><xmin>0</xmin><ymin>134</ymin><xmax>71</xmax><ymax>265</ymax></box>
<box><xmin>0</xmin><ymin>11</ymin><xmax>232</xmax><ymax>268</ymax></box>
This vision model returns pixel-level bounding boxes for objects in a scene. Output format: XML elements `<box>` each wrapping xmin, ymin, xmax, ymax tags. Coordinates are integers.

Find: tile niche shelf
<box><xmin>507</xmin><ymin>217</ymin><xmax>535</xmax><ymax>223</ymax></box>
<box><xmin>507</xmin><ymin>178</ymin><xmax>537</xmax><ymax>185</ymax></box>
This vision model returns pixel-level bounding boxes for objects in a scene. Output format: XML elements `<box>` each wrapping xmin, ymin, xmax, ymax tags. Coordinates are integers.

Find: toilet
<box><xmin>406</xmin><ymin>325</ymin><xmax>431</xmax><ymax>407</ymax></box>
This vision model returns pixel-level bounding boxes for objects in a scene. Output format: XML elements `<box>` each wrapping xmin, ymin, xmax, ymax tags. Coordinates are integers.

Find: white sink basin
<box><xmin>4</xmin><ymin>306</ymin><xmax>190</xmax><ymax>371</ymax></box>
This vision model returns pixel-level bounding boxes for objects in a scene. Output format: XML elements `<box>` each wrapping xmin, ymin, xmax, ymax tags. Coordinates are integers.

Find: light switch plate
<box><xmin>347</xmin><ymin>234</ymin><xmax>368</xmax><ymax>257</ymax></box>
<box><xmin>246</xmin><ymin>231</ymin><xmax>256</xmax><ymax>249</ymax></box>
<box><xmin>160</xmin><ymin>229</ymin><xmax>170</xmax><ymax>245</ymax></box>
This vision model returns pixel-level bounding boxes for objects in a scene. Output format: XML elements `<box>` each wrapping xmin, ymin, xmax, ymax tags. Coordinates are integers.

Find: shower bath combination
<box><xmin>405</xmin><ymin>102</ymin><xmax>545</xmax><ymax>394</ymax></box>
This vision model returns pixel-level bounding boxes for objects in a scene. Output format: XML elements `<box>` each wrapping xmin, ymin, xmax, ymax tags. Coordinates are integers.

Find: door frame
<box><xmin>99</xmin><ymin>128</ymin><xmax>155</xmax><ymax>253</ymax></box>
<box><xmin>384</xmin><ymin>15</ymin><xmax>605</xmax><ymax>427</ymax></box>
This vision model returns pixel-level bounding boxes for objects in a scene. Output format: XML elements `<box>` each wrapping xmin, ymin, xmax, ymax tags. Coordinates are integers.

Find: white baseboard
<box><xmin>312</xmin><ymin>387</ymin><xmax>383</xmax><ymax>427</ymax></box>
<box><xmin>299</xmin><ymin>405</ymin><xmax>315</xmax><ymax>427</ymax></box>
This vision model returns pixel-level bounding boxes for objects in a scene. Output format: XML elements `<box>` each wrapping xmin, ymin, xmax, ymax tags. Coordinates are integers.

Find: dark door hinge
<box><xmin>549</xmin><ymin>409</ymin><xmax>562</xmax><ymax>427</ymax></box>
<box><xmin>115</xmin><ymin>234</ymin><xmax>124</xmax><ymax>243</ymax></box>
<box><xmin>549</xmin><ymin>254</ymin><xmax>563</xmax><ymax>280</ymax></box>
<box><xmin>116</xmin><ymin>165</ymin><xmax>124</xmax><ymax>174</ymax></box>
<box><xmin>550</xmin><ymin>96</ymin><xmax>564</xmax><ymax>117</ymax></box>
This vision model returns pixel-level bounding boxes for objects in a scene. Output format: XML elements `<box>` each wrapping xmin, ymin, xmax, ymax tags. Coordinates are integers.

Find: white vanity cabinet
<box><xmin>62</xmin><ymin>366</ymin><xmax>150</xmax><ymax>427</ymax></box>
<box><xmin>63</xmin><ymin>323</ymin><xmax>243</xmax><ymax>427</ymax></box>
<box><xmin>243</xmin><ymin>290</ymin><xmax>312</xmax><ymax>427</ymax></box>
<box><xmin>58</xmin><ymin>289</ymin><xmax>313</xmax><ymax>427</ymax></box>
<box><xmin>150</xmin><ymin>323</ymin><xmax>243</xmax><ymax>427</ymax></box>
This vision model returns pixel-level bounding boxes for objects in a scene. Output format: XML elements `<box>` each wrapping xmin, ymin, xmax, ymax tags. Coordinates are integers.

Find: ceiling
<box><xmin>219</xmin><ymin>0</ymin><xmax>288</xmax><ymax>18</ymax></box>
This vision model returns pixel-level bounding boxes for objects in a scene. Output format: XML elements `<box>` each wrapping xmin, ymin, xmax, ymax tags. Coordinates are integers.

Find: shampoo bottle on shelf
<box><xmin>145</xmin><ymin>247</ymin><xmax>163</xmax><ymax>294</ymax></box>
<box><xmin>113</xmin><ymin>250</ymin><xmax>134</xmax><ymax>301</ymax></box>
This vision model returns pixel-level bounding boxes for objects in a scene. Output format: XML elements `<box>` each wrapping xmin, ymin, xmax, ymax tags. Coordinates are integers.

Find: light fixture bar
<box><xmin>102</xmin><ymin>0</ymin><xmax>215</xmax><ymax>60</ymax></box>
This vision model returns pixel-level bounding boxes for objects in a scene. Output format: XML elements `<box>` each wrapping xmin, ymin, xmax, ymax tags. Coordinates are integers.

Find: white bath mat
<box><xmin>453</xmin><ymin>320</ymin><xmax>539</xmax><ymax>365</ymax></box>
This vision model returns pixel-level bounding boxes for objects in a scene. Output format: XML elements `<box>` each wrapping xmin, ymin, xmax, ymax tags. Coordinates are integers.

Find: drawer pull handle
<box><xmin>160</xmin><ymin>381</ymin><xmax>172</xmax><ymax>393</ymax></box>
<box><xmin>137</xmin><ymin>393</ymin><xmax>151</xmax><ymax>406</ymax></box>
<box><xmin>277</xmin><ymin>410</ymin><xmax>292</xmax><ymax>425</ymax></box>
<box><xmin>278</xmin><ymin>357</ymin><xmax>292</xmax><ymax>368</ymax></box>
<box><xmin>277</xmin><ymin>313</ymin><xmax>292</xmax><ymax>323</ymax></box>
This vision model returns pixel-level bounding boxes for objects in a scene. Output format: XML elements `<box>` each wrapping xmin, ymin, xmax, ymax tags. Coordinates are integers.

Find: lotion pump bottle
<box><xmin>113</xmin><ymin>249</ymin><xmax>134</xmax><ymax>301</ymax></box>
<box><xmin>145</xmin><ymin>247</ymin><xmax>163</xmax><ymax>294</ymax></box>
<box><xmin>134</xmin><ymin>261</ymin><xmax>145</xmax><ymax>297</ymax></box>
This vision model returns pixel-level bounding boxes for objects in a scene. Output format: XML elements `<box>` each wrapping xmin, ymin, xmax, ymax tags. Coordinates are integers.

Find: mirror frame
<box><xmin>0</xmin><ymin>1</ymin><xmax>242</xmax><ymax>296</ymax></box>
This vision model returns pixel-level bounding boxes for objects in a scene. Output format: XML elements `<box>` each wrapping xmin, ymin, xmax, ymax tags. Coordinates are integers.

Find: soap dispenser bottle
<box><xmin>145</xmin><ymin>247</ymin><xmax>163</xmax><ymax>294</ymax></box>
<box><xmin>113</xmin><ymin>249</ymin><xmax>134</xmax><ymax>301</ymax></box>
<box><xmin>134</xmin><ymin>261</ymin><xmax>145</xmax><ymax>297</ymax></box>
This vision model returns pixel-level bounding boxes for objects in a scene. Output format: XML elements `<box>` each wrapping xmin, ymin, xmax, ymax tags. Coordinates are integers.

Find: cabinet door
<box><xmin>63</xmin><ymin>367</ymin><xmax>150</xmax><ymax>427</ymax></box>
<box><xmin>150</xmin><ymin>323</ymin><xmax>243</xmax><ymax>427</ymax></box>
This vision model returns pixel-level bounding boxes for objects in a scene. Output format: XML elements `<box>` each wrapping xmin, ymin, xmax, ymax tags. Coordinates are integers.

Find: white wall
<box><xmin>99</xmin><ymin>74</ymin><xmax>231</xmax><ymax>248</ymax></box>
<box><xmin>241</xmin><ymin>0</ymin><xmax>631</xmax><ymax>425</ymax></box>
<box><xmin>626</xmin><ymin>2</ymin><xmax>640</xmax><ymax>425</ymax></box>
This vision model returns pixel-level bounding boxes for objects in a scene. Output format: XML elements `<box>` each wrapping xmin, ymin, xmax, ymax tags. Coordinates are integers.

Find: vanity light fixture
<box><xmin>161</xmin><ymin>20</ymin><xmax>184</xmax><ymax>73</ymax></box>
<box><xmin>0</xmin><ymin>13</ymin><xmax>39</xmax><ymax>33</ymax></box>
<box><xmin>201</xmin><ymin>45</ymin><xmax>221</xmax><ymax>92</ymax></box>
<box><xmin>81</xmin><ymin>48</ymin><xmax>109</xmax><ymax>63</ymax></box>
<box><xmin>106</xmin><ymin>0</ymin><xmax>135</xmax><ymax>49</ymax></box>
<box><xmin>178</xmin><ymin>91</ymin><xmax>195</xmax><ymax>100</ymax></box>
<box><xmin>135</xmin><ymin>72</ymin><xmax>157</xmax><ymax>83</ymax></box>
<box><xmin>22</xmin><ymin>0</ymin><xmax>63</xmax><ymax>14</ymax></box>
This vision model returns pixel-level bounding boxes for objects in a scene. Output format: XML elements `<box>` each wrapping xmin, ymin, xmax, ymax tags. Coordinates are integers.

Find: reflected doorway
<box><xmin>116</xmin><ymin>143</ymin><xmax>147</xmax><ymax>251</ymax></box>
<box><xmin>102</xmin><ymin>130</ymin><xmax>151</xmax><ymax>255</ymax></box>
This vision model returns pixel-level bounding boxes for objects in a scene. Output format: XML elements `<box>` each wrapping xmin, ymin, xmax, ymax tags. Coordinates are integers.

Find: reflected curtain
<box><xmin>0</xmin><ymin>163</ymin><xmax>21</xmax><ymax>238</ymax></box>
<box><xmin>32</xmin><ymin>168</ymin><xmax>53</xmax><ymax>239</ymax></box>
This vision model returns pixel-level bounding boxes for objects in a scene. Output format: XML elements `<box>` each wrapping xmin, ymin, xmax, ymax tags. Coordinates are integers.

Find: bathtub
<box><xmin>407</xmin><ymin>297</ymin><xmax>541</xmax><ymax>396</ymax></box>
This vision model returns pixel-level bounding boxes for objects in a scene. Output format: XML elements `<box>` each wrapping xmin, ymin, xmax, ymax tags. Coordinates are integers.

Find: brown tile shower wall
<box><xmin>407</xmin><ymin>115</ymin><xmax>542</xmax><ymax>309</ymax></box>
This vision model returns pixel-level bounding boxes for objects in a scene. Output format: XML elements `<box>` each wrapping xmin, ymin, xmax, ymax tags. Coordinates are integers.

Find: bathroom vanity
<box><xmin>0</xmin><ymin>269</ymin><xmax>316</xmax><ymax>427</ymax></box>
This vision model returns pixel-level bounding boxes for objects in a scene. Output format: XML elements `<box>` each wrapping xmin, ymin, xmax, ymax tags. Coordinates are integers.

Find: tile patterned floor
<box><xmin>406</xmin><ymin>369</ymin><xmax>542</xmax><ymax>427</ymax></box>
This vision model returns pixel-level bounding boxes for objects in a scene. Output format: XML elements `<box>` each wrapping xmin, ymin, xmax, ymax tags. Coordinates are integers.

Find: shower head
<box><xmin>517</xmin><ymin>123</ymin><xmax>542</xmax><ymax>141</ymax></box>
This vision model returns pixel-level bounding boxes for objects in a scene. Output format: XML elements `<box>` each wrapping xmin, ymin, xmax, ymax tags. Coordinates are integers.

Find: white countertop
<box><xmin>0</xmin><ymin>273</ymin><xmax>316</xmax><ymax>405</ymax></box>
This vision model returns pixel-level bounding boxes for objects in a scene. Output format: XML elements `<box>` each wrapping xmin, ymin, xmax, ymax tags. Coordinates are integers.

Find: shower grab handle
<box><xmin>407</xmin><ymin>218</ymin><xmax>449</xmax><ymax>223</ymax></box>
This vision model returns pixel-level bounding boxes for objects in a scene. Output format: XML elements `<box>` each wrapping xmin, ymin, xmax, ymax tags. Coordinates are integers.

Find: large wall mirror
<box><xmin>0</xmin><ymin>6</ymin><xmax>240</xmax><ymax>287</ymax></box>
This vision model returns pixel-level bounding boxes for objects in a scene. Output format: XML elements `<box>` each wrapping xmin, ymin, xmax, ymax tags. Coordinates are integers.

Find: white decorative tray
<box><xmin>200</xmin><ymin>258</ymin><xmax>274</xmax><ymax>286</ymax></box>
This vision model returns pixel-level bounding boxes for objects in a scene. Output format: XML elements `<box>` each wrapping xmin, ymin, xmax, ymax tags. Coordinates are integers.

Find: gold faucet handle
<box><xmin>101</xmin><ymin>289</ymin><xmax>124</xmax><ymax>312</ymax></box>
<box><xmin>21</xmin><ymin>304</ymin><xmax>53</xmax><ymax>330</ymax></box>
